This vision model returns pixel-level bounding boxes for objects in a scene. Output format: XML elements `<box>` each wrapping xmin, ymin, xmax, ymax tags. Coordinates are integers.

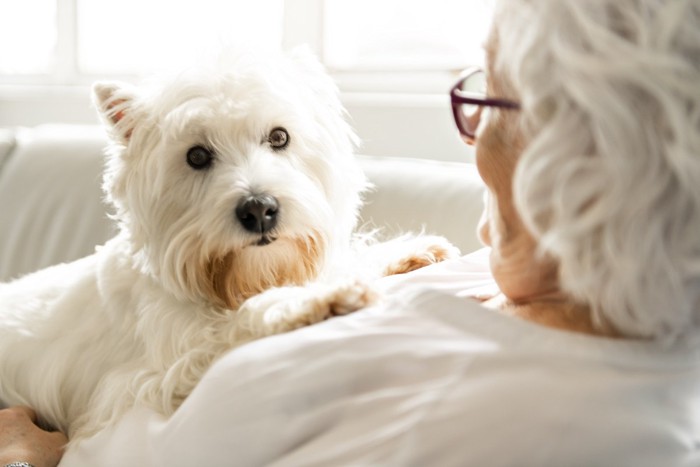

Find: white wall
<box><xmin>343</xmin><ymin>93</ymin><xmax>473</xmax><ymax>162</ymax></box>
<box><xmin>0</xmin><ymin>86</ymin><xmax>474</xmax><ymax>162</ymax></box>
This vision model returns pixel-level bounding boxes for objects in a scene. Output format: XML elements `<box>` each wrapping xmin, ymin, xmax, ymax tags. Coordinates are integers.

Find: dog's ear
<box><xmin>92</xmin><ymin>81</ymin><xmax>140</xmax><ymax>143</ymax></box>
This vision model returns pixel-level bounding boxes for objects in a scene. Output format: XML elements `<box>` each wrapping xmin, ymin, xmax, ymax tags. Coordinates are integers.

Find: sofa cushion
<box><xmin>0</xmin><ymin>128</ymin><xmax>15</xmax><ymax>173</ymax></box>
<box><xmin>0</xmin><ymin>125</ymin><xmax>116</xmax><ymax>281</ymax></box>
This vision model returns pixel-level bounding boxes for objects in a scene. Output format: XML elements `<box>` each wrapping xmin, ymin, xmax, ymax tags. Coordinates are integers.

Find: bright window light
<box><xmin>77</xmin><ymin>0</ymin><xmax>284</xmax><ymax>75</ymax></box>
<box><xmin>323</xmin><ymin>0</ymin><xmax>492</xmax><ymax>70</ymax></box>
<box><xmin>0</xmin><ymin>0</ymin><xmax>57</xmax><ymax>74</ymax></box>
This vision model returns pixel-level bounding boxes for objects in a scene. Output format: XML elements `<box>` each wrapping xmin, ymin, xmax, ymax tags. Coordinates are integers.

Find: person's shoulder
<box><xmin>158</xmin><ymin>287</ymin><xmax>700</xmax><ymax>467</ymax></box>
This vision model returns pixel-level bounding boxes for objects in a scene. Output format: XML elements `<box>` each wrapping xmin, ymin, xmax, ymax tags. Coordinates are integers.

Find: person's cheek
<box><xmin>473</xmin><ymin>108</ymin><xmax>493</xmax><ymax>182</ymax></box>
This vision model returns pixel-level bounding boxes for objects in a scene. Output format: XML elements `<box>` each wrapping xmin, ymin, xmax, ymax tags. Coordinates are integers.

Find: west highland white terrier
<box><xmin>0</xmin><ymin>48</ymin><xmax>458</xmax><ymax>443</ymax></box>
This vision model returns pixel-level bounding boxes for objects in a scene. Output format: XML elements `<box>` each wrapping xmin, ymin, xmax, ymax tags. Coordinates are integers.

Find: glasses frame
<box><xmin>450</xmin><ymin>67</ymin><xmax>520</xmax><ymax>142</ymax></box>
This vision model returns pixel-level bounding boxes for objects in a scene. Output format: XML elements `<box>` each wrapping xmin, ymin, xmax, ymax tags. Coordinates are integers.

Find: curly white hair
<box><xmin>491</xmin><ymin>0</ymin><xmax>700</xmax><ymax>339</ymax></box>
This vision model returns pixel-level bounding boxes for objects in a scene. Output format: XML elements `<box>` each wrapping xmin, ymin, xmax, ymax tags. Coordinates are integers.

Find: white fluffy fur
<box><xmin>491</xmin><ymin>0</ymin><xmax>700</xmax><ymax>340</ymax></box>
<box><xmin>0</xmin><ymin>48</ymin><xmax>458</xmax><ymax>442</ymax></box>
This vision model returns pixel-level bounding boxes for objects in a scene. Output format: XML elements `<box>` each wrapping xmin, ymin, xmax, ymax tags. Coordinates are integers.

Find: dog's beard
<box><xmin>176</xmin><ymin>232</ymin><xmax>326</xmax><ymax>310</ymax></box>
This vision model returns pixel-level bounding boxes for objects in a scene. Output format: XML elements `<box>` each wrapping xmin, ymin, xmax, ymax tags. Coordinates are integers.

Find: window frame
<box><xmin>0</xmin><ymin>0</ymin><xmax>473</xmax><ymax>92</ymax></box>
<box><xmin>0</xmin><ymin>0</ymin><xmax>483</xmax><ymax>163</ymax></box>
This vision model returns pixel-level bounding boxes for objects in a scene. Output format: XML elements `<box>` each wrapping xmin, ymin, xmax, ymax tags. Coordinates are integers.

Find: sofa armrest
<box><xmin>0</xmin><ymin>125</ymin><xmax>116</xmax><ymax>281</ymax></box>
<box><xmin>358</xmin><ymin>155</ymin><xmax>484</xmax><ymax>254</ymax></box>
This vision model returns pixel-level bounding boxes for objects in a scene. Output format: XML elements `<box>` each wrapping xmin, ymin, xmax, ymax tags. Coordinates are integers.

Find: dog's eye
<box><xmin>268</xmin><ymin>127</ymin><xmax>289</xmax><ymax>150</ymax></box>
<box><xmin>186</xmin><ymin>146</ymin><xmax>213</xmax><ymax>170</ymax></box>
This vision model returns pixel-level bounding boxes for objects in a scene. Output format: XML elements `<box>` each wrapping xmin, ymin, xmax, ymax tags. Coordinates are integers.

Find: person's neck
<box><xmin>484</xmin><ymin>293</ymin><xmax>618</xmax><ymax>337</ymax></box>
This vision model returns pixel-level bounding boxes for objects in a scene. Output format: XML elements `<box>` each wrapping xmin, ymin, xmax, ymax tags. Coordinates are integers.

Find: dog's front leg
<box><xmin>356</xmin><ymin>233</ymin><xmax>461</xmax><ymax>277</ymax></box>
<box><xmin>230</xmin><ymin>281</ymin><xmax>378</xmax><ymax>341</ymax></box>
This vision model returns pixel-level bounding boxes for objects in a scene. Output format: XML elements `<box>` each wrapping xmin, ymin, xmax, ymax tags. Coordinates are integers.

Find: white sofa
<box><xmin>0</xmin><ymin>124</ymin><xmax>485</xmax><ymax>281</ymax></box>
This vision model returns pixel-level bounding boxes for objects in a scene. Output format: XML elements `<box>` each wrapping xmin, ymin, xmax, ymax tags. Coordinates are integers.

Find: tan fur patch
<box><xmin>204</xmin><ymin>234</ymin><xmax>325</xmax><ymax>309</ymax></box>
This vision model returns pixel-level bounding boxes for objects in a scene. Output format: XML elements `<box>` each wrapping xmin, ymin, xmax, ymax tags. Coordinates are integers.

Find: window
<box><xmin>323</xmin><ymin>0</ymin><xmax>489</xmax><ymax>71</ymax></box>
<box><xmin>0</xmin><ymin>0</ymin><xmax>491</xmax><ymax>85</ymax></box>
<box><xmin>0</xmin><ymin>0</ymin><xmax>493</xmax><ymax>161</ymax></box>
<box><xmin>76</xmin><ymin>0</ymin><xmax>284</xmax><ymax>75</ymax></box>
<box><xmin>0</xmin><ymin>0</ymin><xmax>284</xmax><ymax>82</ymax></box>
<box><xmin>0</xmin><ymin>0</ymin><xmax>57</xmax><ymax>74</ymax></box>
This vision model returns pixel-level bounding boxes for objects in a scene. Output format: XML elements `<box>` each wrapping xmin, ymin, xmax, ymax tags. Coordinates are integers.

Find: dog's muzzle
<box><xmin>235</xmin><ymin>194</ymin><xmax>279</xmax><ymax>240</ymax></box>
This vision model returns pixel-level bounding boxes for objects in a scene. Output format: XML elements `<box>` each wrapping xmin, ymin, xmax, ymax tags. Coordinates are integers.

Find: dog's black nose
<box><xmin>235</xmin><ymin>194</ymin><xmax>279</xmax><ymax>234</ymax></box>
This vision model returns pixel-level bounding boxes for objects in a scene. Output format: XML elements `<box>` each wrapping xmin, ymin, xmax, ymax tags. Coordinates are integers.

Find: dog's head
<box><xmin>93</xmin><ymin>48</ymin><xmax>368</xmax><ymax>309</ymax></box>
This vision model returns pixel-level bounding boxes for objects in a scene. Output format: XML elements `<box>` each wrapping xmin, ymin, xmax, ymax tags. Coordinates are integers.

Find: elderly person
<box><xmin>462</xmin><ymin>0</ymin><xmax>700</xmax><ymax>341</ymax></box>
<box><xmin>4</xmin><ymin>0</ymin><xmax>700</xmax><ymax>465</ymax></box>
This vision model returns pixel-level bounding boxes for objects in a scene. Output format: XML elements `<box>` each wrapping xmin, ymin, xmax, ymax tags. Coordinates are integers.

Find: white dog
<box><xmin>0</xmin><ymin>48</ymin><xmax>457</xmax><ymax>443</ymax></box>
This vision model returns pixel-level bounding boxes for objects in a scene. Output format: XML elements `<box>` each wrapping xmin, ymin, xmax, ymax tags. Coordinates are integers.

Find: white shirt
<box><xmin>61</xmin><ymin>250</ymin><xmax>700</xmax><ymax>467</ymax></box>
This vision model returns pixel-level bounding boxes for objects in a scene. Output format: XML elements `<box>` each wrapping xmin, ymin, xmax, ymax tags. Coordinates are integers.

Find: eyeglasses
<box><xmin>450</xmin><ymin>67</ymin><xmax>520</xmax><ymax>144</ymax></box>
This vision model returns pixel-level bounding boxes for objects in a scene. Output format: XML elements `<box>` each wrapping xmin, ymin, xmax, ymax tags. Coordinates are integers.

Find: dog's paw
<box><xmin>292</xmin><ymin>280</ymin><xmax>378</xmax><ymax>327</ymax></box>
<box><xmin>237</xmin><ymin>280</ymin><xmax>378</xmax><ymax>338</ymax></box>
<box><xmin>290</xmin><ymin>280</ymin><xmax>379</xmax><ymax>331</ymax></box>
<box><xmin>320</xmin><ymin>280</ymin><xmax>378</xmax><ymax>316</ymax></box>
<box><xmin>383</xmin><ymin>235</ymin><xmax>461</xmax><ymax>276</ymax></box>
